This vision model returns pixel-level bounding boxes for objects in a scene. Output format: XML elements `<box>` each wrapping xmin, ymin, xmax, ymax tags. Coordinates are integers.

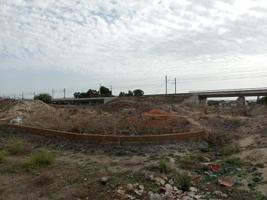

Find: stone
<box><xmin>127</xmin><ymin>194</ymin><xmax>136</xmax><ymax>200</ymax></box>
<box><xmin>189</xmin><ymin>187</ymin><xmax>197</xmax><ymax>192</ymax></box>
<box><xmin>149</xmin><ymin>193</ymin><xmax>164</xmax><ymax>200</ymax></box>
<box><xmin>154</xmin><ymin>177</ymin><xmax>166</xmax><ymax>186</ymax></box>
<box><xmin>100</xmin><ymin>177</ymin><xmax>109</xmax><ymax>185</ymax></box>
<box><xmin>165</xmin><ymin>184</ymin><xmax>173</xmax><ymax>193</ymax></box>
<box><xmin>117</xmin><ymin>186</ymin><xmax>125</xmax><ymax>196</ymax></box>
<box><xmin>134</xmin><ymin>184</ymin><xmax>144</xmax><ymax>196</ymax></box>
<box><xmin>169</xmin><ymin>158</ymin><xmax>176</xmax><ymax>164</ymax></box>
<box><xmin>126</xmin><ymin>183</ymin><xmax>134</xmax><ymax>192</ymax></box>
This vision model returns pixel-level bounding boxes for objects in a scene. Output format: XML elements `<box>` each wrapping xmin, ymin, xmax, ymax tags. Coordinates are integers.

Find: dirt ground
<box><xmin>0</xmin><ymin>97</ymin><xmax>266</xmax><ymax>199</ymax></box>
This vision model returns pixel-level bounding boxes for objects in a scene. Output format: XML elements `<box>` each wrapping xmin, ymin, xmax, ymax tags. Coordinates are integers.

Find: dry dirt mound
<box><xmin>0</xmin><ymin>100</ymin><xmax>57</xmax><ymax>126</ymax></box>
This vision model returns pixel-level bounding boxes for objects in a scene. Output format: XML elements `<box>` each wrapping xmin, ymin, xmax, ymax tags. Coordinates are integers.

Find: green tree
<box><xmin>100</xmin><ymin>86</ymin><xmax>112</xmax><ymax>97</ymax></box>
<box><xmin>133</xmin><ymin>89</ymin><xmax>144</xmax><ymax>96</ymax></box>
<box><xmin>34</xmin><ymin>93</ymin><xmax>52</xmax><ymax>104</ymax></box>
<box><xmin>257</xmin><ymin>96</ymin><xmax>267</xmax><ymax>105</ymax></box>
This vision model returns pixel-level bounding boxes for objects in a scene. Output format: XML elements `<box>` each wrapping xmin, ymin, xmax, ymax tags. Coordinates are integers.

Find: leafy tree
<box><xmin>119</xmin><ymin>92</ymin><xmax>127</xmax><ymax>97</ymax></box>
<box><xmin>73</xmin><ymin>92</ymin><xmax>80</xmax><ymax>98</ymax></box>
<box><xmin>133</xmin><ymin>89</ymin><xmax>144</xmax><ymax>96</ymax></box>
<box><xmin>127</xmin><ymin>90</ymin><xmax>134</xmax><ymax>96</ymax></box>
<box><xmin>86</xmin><ymin>89</ymin><xmax>99</xmax><ymax>97</ymax></box>
<box><xmin>34</xmin><ymin>93</ymin><xmax>52</xmax><ymax>104</ymax></box>
<box><xmin>99</xmin><ymin>86</ymin><xmax>112</xmax><ymax>97</ymax></box>
<box><xmin>257</xmin><ymin>96</ymin><xmax>267</xmax><ymax>105</ymax></box>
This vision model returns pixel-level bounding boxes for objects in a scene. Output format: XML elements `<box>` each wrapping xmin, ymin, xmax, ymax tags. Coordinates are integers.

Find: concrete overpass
<box><xmin>52</xmin><ymin>97</ymin><xmax>117</xmax><ymax>105</ymax></box>
<box><xmin>51</xmin><ymin>88</ymin><xmax>267</xmax><ymax>106</ymax></box>
<box><xmin>186</xmin><ymin>87</ymin><xmax>267</xmax><ymax>105</ymax></box>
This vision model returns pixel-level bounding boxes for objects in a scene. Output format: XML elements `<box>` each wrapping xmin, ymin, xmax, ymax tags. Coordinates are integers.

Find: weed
<box><xmin>255</xmin><ymin>192</ymin><xmax>267</xmax><ymax>200</ymax></box>
<box><xmin>158</xmin><ymin>160</ymin><xmax>169</xmax><ymax>173</ymax></box>
<box><xmin>255</xmin><ymin>163</ymin><xmax>265</xmax><ymax>168</ymax></box>
<box><xmin>23</xmin><ymin>149</ymin><xmax>55</xmax><ymax>171</ymax></box>
<box><xmin>177</xmin><ymin>153</ymin><xmax>203</xmax><ymax>170</ymax></box>
<box><xmin>7</xmin><ymin>139</ymin><xmax>30</xmax><ymax>155</ymax></box>
<box><xmin>47</xmin><ymin>192</ymin><xmax>59</xmax><ymax>200</ymax></box>
<box><xmin>106</xmin><ymin>176</ymin><xmax>120</xmax><ymax>189</ymax></box>
<box><xmin>175</xmin><ymin>172</ymin><xmax>192</xmax><ymax>192</ymax></box>
<box><xmin>224</xmin><ymin>157</ymin><xmax>245</xmax><ymax>167</ymax></box>
<box><xmin>126</xmin><ymin>171</ymin><xmax>145</xmax><ymax>183</ymax></box>
<box><xmin>0</xmin><ymin>150</ymin><xmax>8</xmax><ymax>163</ymax></box>
<box><xmin>220</xmin><ymin>143</ymin><xmax>240</xmax><ymax>156</ymax></box>
<box><xmin>146</xmin><ymin>160</ymin><xmax>171</xmax><ymax>174</ymax></box>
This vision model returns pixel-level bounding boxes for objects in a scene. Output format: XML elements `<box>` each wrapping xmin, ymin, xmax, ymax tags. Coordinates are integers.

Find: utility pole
<box><xmin>63</xmin><ymin>88</ymin><xmax>66</xmax><ymax>99</ymax></box>
<box><xmin>165</xmin><ymin>75</ymin><xmax>168</xmax><ymax>94</ymax></box>
<box><xmin>22</xmin><ymin>92</ymin><xmax>24</xmax><ymax>100</ymax></box>
<box><xmin>175</xmin><ymin>77</ymin><xmax>177</xmax><ymax>94</ymax></box>
<box><xmin>52</xmin><ymin>89</ymin><xmax>54</xmax><ymax>99</ymax></box>
<box><xmin>110</xmin><ymin>85</ymin><xmax>113</xmax><ymax>95</ymax></box>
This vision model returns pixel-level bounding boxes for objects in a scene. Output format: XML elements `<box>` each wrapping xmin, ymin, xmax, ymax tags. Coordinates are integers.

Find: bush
<box><xmin>0</xmin><ymin>150</ymin><xmax>8</xmax><ymax>163</ymax></box>
<box><xmin>34</xmin><ymin>93</ymin><xmax>52</xmax><ymax>104</ymax></box>
<box><xmin>257</xmin><ymin>96</ymin><xmax>267</xmax><ymax>105</ymax></box>
<box><xmin>146</xmin><ymin>159</ymin><xmax>171</xmax><ymax>174</ymax></box>
<box><xmin>224</xmin><ymin>157</ymin><xmax>245</xmax><ymax>167</ymax></box>
<box><xmin>175</xmin><ymin>173</ymin><xmax>192</xmax><ymax>191</ymax></box>
<box><xmin>23</xmin><ymin>149</ymin><xmax>55</xmax><ymax>171</ymax></box>
<box><xmin>7</xmin><ymin>139</ymin><xmax>30</xmax><ymax>155</ymax></box>
<box><xmin>100</xmin><ymin>86</ymin><xmax>112</xmax><ymax>97</ymax></box>
<box><xmin>119</xmin><ymin>90</ymin><xmax>134</xmax><ymax>97</ymax></box>
<box><xmin>133</xmin><ymin>89</ymin><xmax>144</xmax><ymax>96</ymax></box>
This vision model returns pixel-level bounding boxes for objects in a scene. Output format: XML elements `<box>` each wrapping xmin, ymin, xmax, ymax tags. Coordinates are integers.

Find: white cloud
<box><xmin>1</xmin><ymin>0</ymin><xmax>267</xmax><ymax>93</ymax></box>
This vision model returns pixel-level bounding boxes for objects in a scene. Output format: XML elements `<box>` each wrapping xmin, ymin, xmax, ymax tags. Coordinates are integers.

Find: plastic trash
<box><xmin>9</xmin><ymin>116</ymin><xmax>23</xmax><ymax>125</ymax></box>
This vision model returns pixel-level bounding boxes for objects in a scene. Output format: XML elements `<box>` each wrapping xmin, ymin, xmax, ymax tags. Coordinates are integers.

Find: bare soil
<box><xmin>0</xmin><ymin>97</ymin><xmax>266</xmax><ymax>199</ymax></box>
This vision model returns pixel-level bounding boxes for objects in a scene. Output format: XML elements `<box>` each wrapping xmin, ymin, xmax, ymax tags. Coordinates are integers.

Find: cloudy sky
<box><xmin>1</xmin><ymin>0</ymin><xmax>267</xmax><ymax>98</ymax></box>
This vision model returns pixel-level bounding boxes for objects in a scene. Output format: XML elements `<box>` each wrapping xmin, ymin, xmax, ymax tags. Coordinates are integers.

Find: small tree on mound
<box><xmin>100</xmin><ymin>86</ymin><xmax>112</xmax><ymax>97</ymax></box>
<box><xmin>34</xmin><ymin>93</ymin><xmax>52</xmax><ymax>104</ymax></box>
<box><xmin>133</xmin><ymin>89</ymin><xmax>144</xmax><ymax>96</ymax></box>
<box><xmin>257</xmin><ymin>96</ymin><xmax>267</xmax><ymax>105</ymax></box>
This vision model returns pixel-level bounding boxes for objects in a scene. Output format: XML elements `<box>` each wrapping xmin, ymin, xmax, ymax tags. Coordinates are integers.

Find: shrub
<box><xmin>146</xmin><ymin>159</ymin><xmax>171</xmax><ymax>174</ymax></box>
<box><xmin>257</xmin><ymin>96</ymin><xmax>267</xmax><ymax>105</ymax></box>
<box><xmin>224</xmin><ymin>157</ymin><xmax>245</xmax><ymax>167</ymax></box>
<box><xmin>7</xmin><ymin>139</ymin><xmax>30</xmax><ymax>155</ymax></box>
<box><xmin>175</xmin><ymin>173</ymin><xmax>192</xmax><ymax>191</ymax></box>
<box><xmin>100</xmin><ymin>86</ymin><xmax>112</xmax><ymax>97</ymax></box>
<box><xmin>0</xmin><ymin>150</ymin><xmax>8</xmax><ymax>163</ymax></box>
<box><xmin>23</xmin><ymin>149</ymin><xmax>55</xmax><ymax>171</ymax></box>
<box><xmin>158</xmin><ymin>160</ymin><xmax>169</xmax><ymax>173</ymax></box>
<box><xmin>133</xmin><ymin>89</ymin><xmax>144</xmax><ymax>97</ymax></box>
<box><xmin>34</xmin><ymin>93</ymin><xmax>52</xmax><ymax>104</ymax></box>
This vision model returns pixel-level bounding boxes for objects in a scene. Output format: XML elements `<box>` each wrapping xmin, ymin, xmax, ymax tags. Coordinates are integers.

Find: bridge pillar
<box><xmin>184</xmin><ymin>95</ymin><xmax>207</xmax><ymax>106</ymax></box>
<box><xmin>236</xmin><ymin>96</ymin><xmax>246</xmax><ymax>107</ymax></box>
<box><xmin>199</xmin><ymin>97</ymin><xmax>207</xmax><ymax>105</ymax></box>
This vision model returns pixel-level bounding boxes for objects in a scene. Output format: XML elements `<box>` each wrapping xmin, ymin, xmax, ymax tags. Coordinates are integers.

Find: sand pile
<box><xmin>0</xmin><ymin>100</ymin><xmax>57</xmax><ymax>127</ymax></box>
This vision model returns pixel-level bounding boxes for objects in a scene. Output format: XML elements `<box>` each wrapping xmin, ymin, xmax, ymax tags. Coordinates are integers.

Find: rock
<box><xmin>182</xmin><ymin>196</ymin><xmax>193</xmax><ymax>200</ymax></box>
<box><xmin>188</xmin><ymin>192</ymin><xmax>196</xmax><ymax>198</ymax></box>
<box><xmin>126</xmin><ymin>183</ymin><xmax>134</xmax><ymax>192</ymax></box>
<box><xmin>116</xmin><ymin>186</ymin><xmax>125</xmax><ymax>196</ymax></box>
<box><xmin>134</xmin><ymin>184</ymin><xmax>144</xmax><ymax>196</ymax></box>
<box><xmin>149</xmin><ymin>193</ymin><xmax>164</xmax><ymax>200</ymax></box>
<box><xmin>202</xmin><ymin>156</ymin><xmax>211</xmax><ymax>162</ymax></box>
<box><xmin>154</xmin><ymin>177</ymin><xmax>166</xmax><ymax>186</ymax></box>
<box><xmin>218</xmin><ymin>177</ymin><xmax>234</xmax><ymax>187</ymax></box>
<box><xmin>221</xmin><ymin>193</ymin><xmax>228</xmax><ymax>198</ymax></box>
<box><xmin>165</xmin><ymin>184</ymin><xmax>173</xmax><ymax>193</ymax></box>
<box><xmin>214</xmin><ymin>191</ymin><xmax>228</xmax><ymax>198</ymax></box>
<box><xmin>100</xmin><ymin>177</ymin><xmax>109</xmax><ymax>185</ymax></box>
<box><xmin>127</xmin><ymin>194</ymin><xmax>136</xmax><ymax>200</ymax></box>
<box><xmin>189</xmin><ymin>187</ymin><xmax>198</xmax><ymax>192</ymax></box>
<box><xmin>169</xmin><ymin>158</ymin><xmax>176</xmax><ymax>164</ymax></box>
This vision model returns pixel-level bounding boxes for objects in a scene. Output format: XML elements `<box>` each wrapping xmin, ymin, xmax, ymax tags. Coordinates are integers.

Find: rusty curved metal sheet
<box><xmin>0</xmin><ymin>124</ymin><xmax>205</xmax><ymax>145</ymax></box>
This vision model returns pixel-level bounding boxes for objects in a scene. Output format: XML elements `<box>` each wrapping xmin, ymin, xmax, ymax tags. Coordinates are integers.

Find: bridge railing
<box><xmin>190</xmin><ymin>87</ymin><xmax>267</xmax><ymax>94</ymax></box>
